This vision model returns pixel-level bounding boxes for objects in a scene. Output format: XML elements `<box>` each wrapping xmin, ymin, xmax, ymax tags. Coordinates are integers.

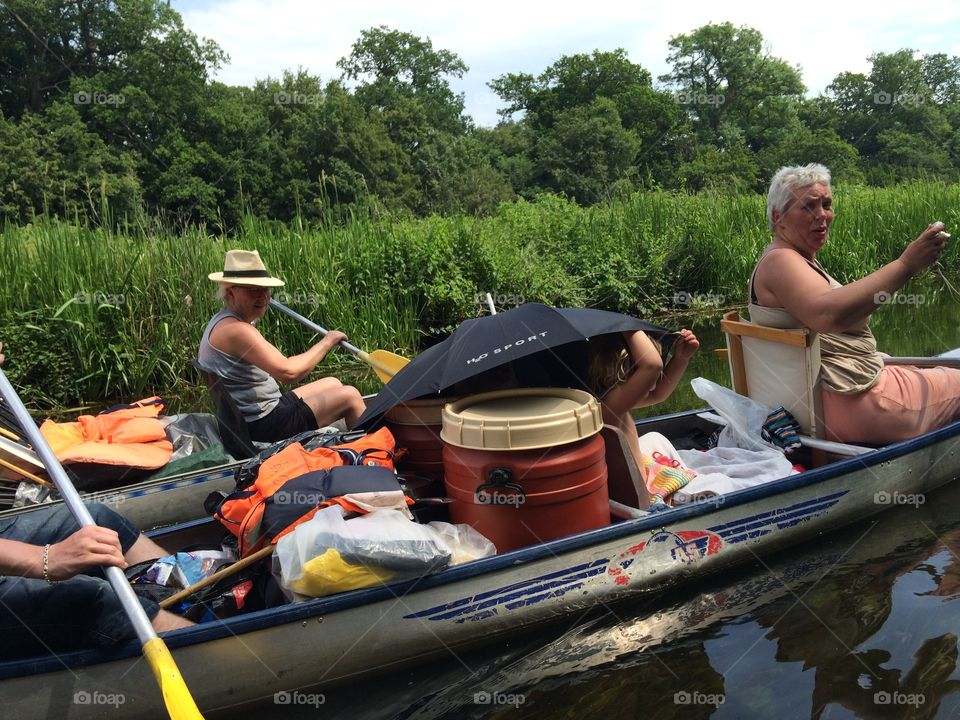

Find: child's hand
<box><xmin>672</xmin><ymin>329</ymin><xmax>700</xmax><ymax>360</ymax></box>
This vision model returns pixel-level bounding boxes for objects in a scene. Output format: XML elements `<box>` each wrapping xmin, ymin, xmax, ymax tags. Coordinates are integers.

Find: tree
<box><xmin>660</xmin><ymin>22</ymin><xmax>805</xmax><ymax>154</ymax></box>
<box><xmin>489</xmin><ymin>49</ymin><xmax>684</xmax><ymax>198</ymax></box>
<box><xmin>337</xmin><ymin>25</ymin><xmax>469</xmax><ymax>134</ymax></box>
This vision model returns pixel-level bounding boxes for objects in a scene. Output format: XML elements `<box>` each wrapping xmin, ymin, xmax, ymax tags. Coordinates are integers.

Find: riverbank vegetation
<box><xmin>1</xmin><ymin>182</ymin><xmax>957</xmax><ymax>411</ymax></box>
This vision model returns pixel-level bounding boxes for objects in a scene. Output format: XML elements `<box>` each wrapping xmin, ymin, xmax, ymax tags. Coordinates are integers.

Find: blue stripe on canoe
<box><xmin>709</xmin><ymin>493</ymin><xmax>848</xmax><ymax>543</ymax></box>
<box><xmin>707</xmin><ymin>491</ymin><xmax>848</xmax><ymax>543</ymax></box>
<box><xmin>404</xmin><ymin>559</ymin><xmax>608</xmax><ymax>621</ymax></box>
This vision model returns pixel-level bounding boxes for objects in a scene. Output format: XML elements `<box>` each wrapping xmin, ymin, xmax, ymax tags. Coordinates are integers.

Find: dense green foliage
<box><xmin>2</xmin><ymin>3</ymin><xmax>960</xmax><ymax>226</ymax></box>
<box><xmin>1</xmin><ymin>183</ymin><xmax>957</xmax><ymax>410</ymax></box>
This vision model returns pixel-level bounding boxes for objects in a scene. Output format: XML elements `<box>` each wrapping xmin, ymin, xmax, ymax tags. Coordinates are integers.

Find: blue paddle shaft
<box><xmin>269</xmin><ymin>299</ymin><xmax>363</xmax><ymax>356</ymax></box>
<box><xmin>0</xmin><ymin>369</ymin><xmax>157</xmax><ymax>644</ymax></box>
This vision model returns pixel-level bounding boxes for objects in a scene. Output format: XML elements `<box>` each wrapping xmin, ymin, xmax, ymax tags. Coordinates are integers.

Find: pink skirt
<box><xmin>821</xmin><ymin>365</ymin><xmax>960</xmax><ymax>444</ymax></box>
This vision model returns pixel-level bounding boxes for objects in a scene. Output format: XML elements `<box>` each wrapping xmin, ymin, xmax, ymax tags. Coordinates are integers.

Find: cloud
<box><xmin>173</xmin><ymin>0</ymin><xmax>960</xmax><ymax>127</ymax></box>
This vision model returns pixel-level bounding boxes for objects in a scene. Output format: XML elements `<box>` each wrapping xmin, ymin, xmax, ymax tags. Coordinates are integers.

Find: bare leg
<box><xmin>124</xmin><ymin>534</ymin><xmax>171</xmax><ymax>565</ymax></box>
<box><xmin>293</xmin><ymin>377</ymin><xmax>366</xmax><ymax>428</ymax></box>
<box><xmin>153</xmin><ymin>609</ymin><xmax>194</xmax><ymax>631</ymax></box>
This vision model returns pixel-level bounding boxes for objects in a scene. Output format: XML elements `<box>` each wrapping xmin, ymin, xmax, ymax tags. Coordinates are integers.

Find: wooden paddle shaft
<box><xmin>0</xmin><ymin>457</ymin><xmax>53</xmax><ymax>487</ymax></box>
<box><xmin>159</xmin><ymin>544</ymin><xmax>276</xmax><ymax>610</ymax></box>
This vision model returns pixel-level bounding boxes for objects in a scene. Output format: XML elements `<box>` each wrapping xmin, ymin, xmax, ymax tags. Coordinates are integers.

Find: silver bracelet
<box><xmin>42</xmin><ymin>543</ymin><xmax>55</xmax><ymax>585</ymax></box>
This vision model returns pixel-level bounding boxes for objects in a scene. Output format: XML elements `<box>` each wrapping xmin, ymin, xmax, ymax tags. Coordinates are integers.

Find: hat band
<box><xmin>223</xmin><ymin>269</ymin><xmax>270</xmax><ymax>278</ymax></box>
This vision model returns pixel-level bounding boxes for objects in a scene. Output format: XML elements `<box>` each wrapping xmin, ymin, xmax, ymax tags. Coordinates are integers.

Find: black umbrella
<box><xmin>356</xmin><ymin>303</ymin><xmax>676</xmax><ymax>429</ymax></box>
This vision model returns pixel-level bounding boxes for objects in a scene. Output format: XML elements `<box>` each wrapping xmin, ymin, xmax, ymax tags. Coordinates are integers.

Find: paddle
<box><xmin>883</xmin><ymin>356</ymin><xmax>960</xmax><ymax>369</ymax></box>
<box><xmin>269</xmin><ymin>299</ymin><xmax>409</xmax><ymax>383</ymax></box>
<box><xmin>0</xmin><ymin>369</ymin><xmax>204</xmax><ymax>720</ymax></box>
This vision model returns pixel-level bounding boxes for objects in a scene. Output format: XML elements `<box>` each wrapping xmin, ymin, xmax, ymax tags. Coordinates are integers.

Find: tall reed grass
<box><xmin>1</xmin><ymin>181</ymin><xmax>957</xmax><ymax>412</ymax></box>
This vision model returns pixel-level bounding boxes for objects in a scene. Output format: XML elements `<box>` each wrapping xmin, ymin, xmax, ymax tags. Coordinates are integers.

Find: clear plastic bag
<box><xmin>276</xmin><ymin>506</ymin><xmax>453</xmax><ymax>598</ymax></box>
<box><xmin>427</xmin><ymin>521</ymin><xmax>497</xmax><ymax>563</ymax></box>
<box><xmin>690</xmin><ymin>377</ymin><xmax>776</xmax><ymax>452</ymax></box>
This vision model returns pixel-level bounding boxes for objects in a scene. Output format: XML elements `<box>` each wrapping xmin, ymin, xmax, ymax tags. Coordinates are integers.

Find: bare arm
<box><xmin>645</xmin><ymin>330</ymin><xmax>700</xmax><ymax>405</ymax></box>
<box><xmin>210</xmin><ymin>318</ymin><xmax>347</xmax><ymax>384</ymax></box>
<box><xmin>756</xmin><ymin>224</ymin><xmax>947</xmax><ymax>333</ymax></box>
<box><xmin>601</xmin><ymin>331</ymin><xmax>664</xmax><ymax>416</ymax></box>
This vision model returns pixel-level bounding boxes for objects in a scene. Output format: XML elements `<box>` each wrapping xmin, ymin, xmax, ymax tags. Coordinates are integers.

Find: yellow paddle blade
<box><xmin>363</xmin><ymin>349</ymin><xmax>410</xmax><ymax>383</ymax></box>
<box><xmin>143</xmin><ymin>637</ymin><xmax>204</xmax><ymax>719</ymax></box>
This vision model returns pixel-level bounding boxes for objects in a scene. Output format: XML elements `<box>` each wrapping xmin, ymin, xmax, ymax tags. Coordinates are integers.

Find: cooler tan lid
<box><xmin>441</xmin><ymin>388</ymin><xmax>602</xmax><ymax>450</ymax></box>
<box><xmin>384</xmin><ymin>397</ymin><xmax>455</xmax><ymax>426</ymax></box>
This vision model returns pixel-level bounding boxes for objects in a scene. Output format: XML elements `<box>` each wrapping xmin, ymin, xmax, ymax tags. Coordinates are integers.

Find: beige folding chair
<box><xmin>719</xmin><ymin>310</ymin><xmax>824</xmax><ymax>438</ymax></box>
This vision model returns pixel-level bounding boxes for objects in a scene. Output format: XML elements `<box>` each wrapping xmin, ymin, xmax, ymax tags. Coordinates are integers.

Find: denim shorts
<box><xmin>247</xmin><ymin>391</ymin><xmax>318</xmax><ymax>443</ymax></box>
<box><xmin>0</xmin><ymin>503</ymin><xmax>159</xmax><ymax>659</ymax></box>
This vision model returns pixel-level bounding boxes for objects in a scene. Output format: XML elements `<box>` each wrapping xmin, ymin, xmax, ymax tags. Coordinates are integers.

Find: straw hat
<box><xmin>208</xmin><ymin>249</ymin><xmax>284</xmax><ymax>287</ymax></box>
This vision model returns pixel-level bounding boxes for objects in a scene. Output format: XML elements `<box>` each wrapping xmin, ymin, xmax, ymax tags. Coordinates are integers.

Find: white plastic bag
<box><xmin>690</xmin><ymin>377</ymin><xmax>776</xmax><ymax>452</ymax></box>
<box><xmin>427</xmin><ymin>521</ymin><xmax>497</xmax><ymax>562</ymax></box>
<box><xmin>276</xmin><ymin>506</ymin><xmax>453</xmax><ymax>597</ymax></box>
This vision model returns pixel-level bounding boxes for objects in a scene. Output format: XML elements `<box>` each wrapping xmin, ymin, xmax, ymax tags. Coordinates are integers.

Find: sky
<box><xmin>171</xmin><ymin>0</ymin><xmax>960</xmax><ymax>128</ymax></box>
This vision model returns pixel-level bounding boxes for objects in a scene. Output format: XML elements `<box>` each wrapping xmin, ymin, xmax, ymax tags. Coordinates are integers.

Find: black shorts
<box><xmin>247</xmin><ymin>391</ymin><xmax>318</xmax><ymax>443</ymax></box>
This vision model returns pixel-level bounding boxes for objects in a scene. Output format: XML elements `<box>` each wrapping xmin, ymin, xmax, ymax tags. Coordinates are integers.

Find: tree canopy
<box><xmin>1</xmin><ymin>3</ymin><xmax>959</xmax><ymax>227</ymax></box>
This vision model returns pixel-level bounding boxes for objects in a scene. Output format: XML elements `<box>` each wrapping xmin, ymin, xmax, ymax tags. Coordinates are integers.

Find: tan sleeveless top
<box><xmin>748</xmin><ymin>250</ymin><xmax>883</xmax><ymax>394</ymax></box>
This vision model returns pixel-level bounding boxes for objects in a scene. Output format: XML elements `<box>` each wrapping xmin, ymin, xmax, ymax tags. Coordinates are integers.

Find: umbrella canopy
<box><xmin>357</xmin><ymin>303</ymin><xmax>676</xmax><ymax>429</ymax></box>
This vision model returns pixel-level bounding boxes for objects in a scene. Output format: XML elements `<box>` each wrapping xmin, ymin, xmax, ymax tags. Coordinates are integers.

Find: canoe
<box><xmin>2</xmin><ymin>409</ymin><xmax>959</xmax><ymax>718</ymax></box>
<box><xmin>0</xmin><ymin>460</ymin><xmax>240</xmax><ymax>530</ymax></box>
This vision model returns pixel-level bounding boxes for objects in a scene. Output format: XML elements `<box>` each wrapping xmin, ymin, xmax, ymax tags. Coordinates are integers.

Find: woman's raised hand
<box><xmin>899</xmin><ymin>221</ymin><xmax>950</xmax><ymax>274</ymax></box>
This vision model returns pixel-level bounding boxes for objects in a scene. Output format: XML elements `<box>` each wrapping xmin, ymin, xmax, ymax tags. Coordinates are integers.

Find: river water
<box><xmin>283</xmin><ymin>298</ymin><xmax>960</xmax><ymax>719</ymax></box>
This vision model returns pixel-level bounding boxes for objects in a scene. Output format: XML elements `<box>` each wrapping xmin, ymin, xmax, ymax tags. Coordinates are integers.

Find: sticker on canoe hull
<box><xmin>405</xmin><ymin>489</ymin><xmax>848</xmax><ymax>623</ymax></box>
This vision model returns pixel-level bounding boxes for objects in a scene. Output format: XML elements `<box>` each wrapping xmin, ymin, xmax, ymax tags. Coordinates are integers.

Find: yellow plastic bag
<box><xmin>287</xmin><ymin>547</ymin><xmax>394</xmax><ymax>597</ymax></box>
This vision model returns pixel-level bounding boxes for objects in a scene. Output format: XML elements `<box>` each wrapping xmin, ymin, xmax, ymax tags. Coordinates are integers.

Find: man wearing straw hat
<box><xmin>201</xmin><ymin>249</ymin><xmax>365</xmax><ymax>442</ymax></box>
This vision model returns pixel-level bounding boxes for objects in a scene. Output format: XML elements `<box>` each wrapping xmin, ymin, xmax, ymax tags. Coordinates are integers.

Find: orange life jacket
<box><xmin>213</xmin><ymin>427</ymin><xmax>398</xmax><ymax>556</ymax></box>
<box><xmin>39</xmin><ymin>397</ymin><xmax>173</xmax><ymax>469</ymax></box>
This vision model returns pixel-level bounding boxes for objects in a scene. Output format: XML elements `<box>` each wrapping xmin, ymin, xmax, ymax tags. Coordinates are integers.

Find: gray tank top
<box><xmin>198</xmin><ymin>309</ymin><xmax>281</xmax><ymax>420</ymax></box>
<box><xmin>748</xmin><ymin>250</ymin><xmax>883</xmax><ymax>394</ymax></box>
